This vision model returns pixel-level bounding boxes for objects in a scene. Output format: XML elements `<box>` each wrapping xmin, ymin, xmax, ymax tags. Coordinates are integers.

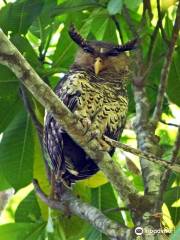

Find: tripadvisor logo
<box><xmin>135</xmin><ymin>227</ymin><xmax>143</xmax><ymax>236</ymax></box>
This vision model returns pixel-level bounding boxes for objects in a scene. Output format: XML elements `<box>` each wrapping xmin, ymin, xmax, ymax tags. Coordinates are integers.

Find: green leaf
<box><xmin>164</xmin><ymin>187</ymin><xmax>180</xmax><ymax>225</ymax></box>
<box><xmin>90</xmin><ymin>11</ymin><xmax>118</xmax><ymax>43</ymax></box>
<box><xmin>86</xmin><ymin>183</ymin><xmax>125</xmax><ymax>239</ymax></box>
<box><xmin>0</xmin><ymin>65</ymin><xmax>22</xmax><ymax>133</ymax></box>
<box><xmin>10</xmin><ymin>35</ymin><xmax>42</xmax><ymax>70</ymax></box>
<box><xmin>91</xmin><ymin>183</ymin><xmax>124</xmax><ymax>223</ymax></box>
<box><xmin>170</xmin><ymin>226</ymin><xmax>180</xmax><ymax>240</ymax></box>
<box><xmin>33</xmin><ymin>127</ymin><xmax>50</xmax><ymax>221</ymax></box>
<box><xmin>0</xmin><ymin>223</ymin><xmax>46</xmax><ymax>240</ymax></box>
<box><xmin>15</xmin><ymin>190</ymin><xmax>42</xmax><ymax>223</ymax></box>
<box><xmin>0</xmin><ymin>0</ymin><xmax>44</xmax><ymax>34</ymax></box>
<box><xmin>0</xmin><ymin>167</ymin><xmax>11</xmax><ymax>191</ymax></box>
<box><xmin>167</xmin><ymin>51</ymin><xmax>180</xmax><ymax>106</ymax></box>
<box><xmin>51</xmin><ymin>0</ymin><xmax>98</xmax><ymax>16</ymax></box>
<box><xmin>107</xmin><ymin>0</ymin><xmax>123</xmax><ymax>15</ymax></box>
<box><xmin>0</xmin><ymin>110</ymin><xmax>34</xmax><ymax>190</ymax></box>
<box><xmin>124</xmin><ymin>0</ymin><xmax>142</xmax><ymax>10</ymax></box>
<box><xmin>52</xmin><ymin>15</ymin><xmax>93</xmax><ymax>69</ymax></box>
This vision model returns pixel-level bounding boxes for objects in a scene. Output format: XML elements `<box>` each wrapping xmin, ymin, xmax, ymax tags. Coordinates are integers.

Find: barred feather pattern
<box><xmin>44</xmin><ymin>68</ymin><xmax>128</xmax><ymax>186</ymax></box>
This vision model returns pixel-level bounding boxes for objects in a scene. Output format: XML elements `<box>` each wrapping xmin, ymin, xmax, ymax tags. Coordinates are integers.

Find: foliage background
<box><xmin>0</xmin><ymin>0</ymin><xmax>179</xmax><ymax>239</ymax></box>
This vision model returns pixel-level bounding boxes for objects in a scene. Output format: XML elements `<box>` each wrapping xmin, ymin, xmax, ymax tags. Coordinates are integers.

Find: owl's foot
<box><xmin>78</xmin><ymin>117</ymin><xmax>92</xmax><ymax>135</ymax></box>
<box><xmin>84</xmin><ymin>129</ymin><xmax>111</xmax><ymax>152</ymax></box>
<box><xmin>98</xmin><ymin>138</ymin><xmax>111</xmax><ymax>151</ymax></box>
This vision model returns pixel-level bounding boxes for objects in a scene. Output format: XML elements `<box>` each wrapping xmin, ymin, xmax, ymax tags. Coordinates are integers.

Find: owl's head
<box><xmin>69</xmin><ymin>25</ymin><xmax>137</xmax><ymax>75</ymax></box>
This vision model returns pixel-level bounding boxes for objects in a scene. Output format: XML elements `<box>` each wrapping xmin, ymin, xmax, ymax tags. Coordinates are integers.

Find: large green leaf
<box><xmin>0</xmin><ymin>222</ymin><xmax>46</xmax><ymax>240</ymax></box>
<box><xmin>0</xmin><ymin>110</ymin><xmax>34</xmax><ymax>190</ymax></box>
<box><xmin>0</xmin><ymin>65</ymin><xmax>22</xmax><ymax>133</ymax></box>
<box><xmin>86</xmin><ymin>183</ymin><xmax>124</xmax><ymax>239</ymax></box>
<box><xmin>15</xmin><ymin>190</ymin><xmax>42</xmax><ymax>223</ymax></box>
<box><xmin>0</xmin><ymin>0</ymin><xmax>44</xmax><ymax>34</ymax></box>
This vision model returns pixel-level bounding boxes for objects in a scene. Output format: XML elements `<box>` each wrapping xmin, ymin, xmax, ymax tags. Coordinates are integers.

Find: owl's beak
<box><xmin>94</xmin><ymin>57</ymin><xmax>103</xmax><ymax>75</ymax></box>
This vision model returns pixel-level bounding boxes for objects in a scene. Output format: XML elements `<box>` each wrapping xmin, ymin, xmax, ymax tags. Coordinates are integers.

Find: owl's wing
<box><xmin>44</xmin><ymin>71</ymin><xmax>99</xmax><ymax>185</ymax></box>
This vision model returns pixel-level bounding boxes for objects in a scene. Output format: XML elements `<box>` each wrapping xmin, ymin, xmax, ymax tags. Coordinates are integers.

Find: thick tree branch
<box><xmin>151</xmin><ymin>1</ymin><xmax>180</xmax><ymax>129</ymax></box>
<box><xmin>33</xmin><ymin>179</ymin><xmax>131</xmax><ymax>240</ymax></box>
<box><xmin>0</xmin><ymin>29</ymin><xmax>141</xmax><ymax>206</ymax></box>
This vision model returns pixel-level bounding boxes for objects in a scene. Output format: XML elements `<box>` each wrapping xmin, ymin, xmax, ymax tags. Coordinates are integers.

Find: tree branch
<box><xmin>33</xmin><ymin>179</ymin><xmax>131</xmax><ymax>240</ymax></box>
<box><xmin>0</xmin><ymin>28</ymin><xmax>142</xmax><ymax>206</ymax></box>
<box><xmin>151</xmin><ymin>1</ymin><xmax>180</xmax><ymax>129</ymax></box>
<box><xmin>143</xmin><ymin>0</ymin><xmax>153</xmax><ymax>19</ymax></box>
<box><xmin>156</xmin><ymin>0</ymin><xmax>169</xmax><ymax>44</ymax></box>
<box><xmin>104</xmin><ymin>136</ymin><xmax>180</xmax><ymax>172</ymax></box>
<box><xmin>160</xmin><ymin>119</ymin><xmax>180</xmax><ymax>128</ymax></box>
<box><xmin>124</xmin><ymin>3</ymin><xmax>163</xmax><ymax>198</ymax></box>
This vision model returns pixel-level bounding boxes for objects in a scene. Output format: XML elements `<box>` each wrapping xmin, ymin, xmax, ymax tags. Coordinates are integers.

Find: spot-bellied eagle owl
<box><xmin>44</xmin><ymin>25</ymin><xmax>136</xmax><ymax>187</ymax></box>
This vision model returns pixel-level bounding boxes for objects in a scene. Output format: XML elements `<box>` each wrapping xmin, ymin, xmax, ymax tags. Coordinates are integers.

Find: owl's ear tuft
<box><xmin>68</xmin><ymin>25</ymin><xmax>94</xmax><ymax>54</ymax></box>
<box><xmin>106</xmin><ymin>38</ymin><xmax>138</xmax><ymax>56</ymax></box>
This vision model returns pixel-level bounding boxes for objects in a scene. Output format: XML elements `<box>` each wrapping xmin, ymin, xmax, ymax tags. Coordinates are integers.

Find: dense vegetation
<box><xmin>0</xmin><ymin>0</ymin><xmax>179</xmax><ymax>239</ymax></box>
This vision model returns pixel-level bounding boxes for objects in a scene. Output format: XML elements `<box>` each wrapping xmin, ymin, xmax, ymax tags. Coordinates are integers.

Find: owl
<box><xmin>44</xmin><ymin>25</ymin><xmax>136</xmax><ymax>187</ymax></box>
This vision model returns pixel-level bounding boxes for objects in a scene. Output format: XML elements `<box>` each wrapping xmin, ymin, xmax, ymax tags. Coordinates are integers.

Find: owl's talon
<box><xmin>98</xmin><ymin>139</ymin><xmax>111</xmax><ymax>152</ymax></box>
<box><xmin>80</xmin><ymin>118</ymin><xmax>92</xmax><ymax>135</ymax></box>
<box><xmin>85</xmin><ymin>129</ymin><xmax>101</xmax><ymax>142</ymax></box>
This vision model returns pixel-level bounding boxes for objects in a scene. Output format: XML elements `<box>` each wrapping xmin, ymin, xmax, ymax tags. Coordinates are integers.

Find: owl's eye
<box><xmin>83</xmin><ymin>46</ymin><xmax>94</xmax><ymax>54</ymax></box>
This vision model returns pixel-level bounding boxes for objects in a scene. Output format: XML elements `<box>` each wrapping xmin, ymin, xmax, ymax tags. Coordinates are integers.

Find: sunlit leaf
<box><xmin>0</xmin><ymin>0</ymin><xmax>44</xmax><ymax>34</ymax></box>
<box><xmin>51</xmin><ymin>0</ymin><xmax>99</xmax><ymax>16</ymax></box>
<box><xmin>0</xmin><ymin>222</ymin><xmax>46</xmax><ymax>240</ymax></box>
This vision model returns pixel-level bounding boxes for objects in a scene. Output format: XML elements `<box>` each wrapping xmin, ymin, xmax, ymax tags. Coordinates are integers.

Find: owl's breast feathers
<box><xmin>44</xmin><ymin>70</ymin><xmax>128</xmax><ymax>186</ymax></box>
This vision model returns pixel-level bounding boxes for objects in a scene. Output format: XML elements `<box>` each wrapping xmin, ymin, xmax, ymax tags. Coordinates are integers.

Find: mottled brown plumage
<box><xmin>44</xmin><ymin>26</ymin><xmax>136</xmax><ymax>187</ymax></box>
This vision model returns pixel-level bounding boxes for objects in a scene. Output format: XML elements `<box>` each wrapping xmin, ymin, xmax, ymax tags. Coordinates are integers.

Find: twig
<box><xmin>33</xmin><ymin>179</ymin><xmax>130</xmax><ymax>239</ymax></box>
<box><xmin>104</xmin><ymin>136</ymin><xmax>180</xmax><ymax>173</ymax></box>
<box><xmin>0</xmin><ymin>28</ymin><xmax>142</xmax><ymax>205</ymax></box>
<box><xmin>111</xmin><ymin>15</ymin><xmax>124</xmax><ymax>44</ymax></box>
<box><xmin>156</xmin><ymin>0</ymin><xmax>169</xmax><ymax>44</ymax></box>
<box><xmin>20</xmin><ymin>84</ymin><xmax>43</xmax><ymax>137</ymax></box>
<box><xmin>143</xmin><ymin>0</ymin><xmax>153</xmax><ymax>19</ymax></box>
<box><xmin>103</xmin><ymin>207</ymin><xmax>129</xmax><ymax>214</ymax></box>
<box><xmin>155</xmin><ymin>126</ymin><xmax>180</xmax><ymax>211</ymax></box>
<box><xmin>151</xmin><ymin>1</ymin><xmax>180</xmax><ymax>129</ymax></box>
<box><xmin>2</xmin><ymin>0</ymin><xmax>7</xmax><ymax>5</ymax></box>
<box><xmin>122</xmin><ymin>6</ymin><xmax>138</xmax><ymax>38</ymax></box>
<box><xmin>160</xmin><ymin>119</ymin><xmax>180</xmax><ymax>128</ymax></box>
